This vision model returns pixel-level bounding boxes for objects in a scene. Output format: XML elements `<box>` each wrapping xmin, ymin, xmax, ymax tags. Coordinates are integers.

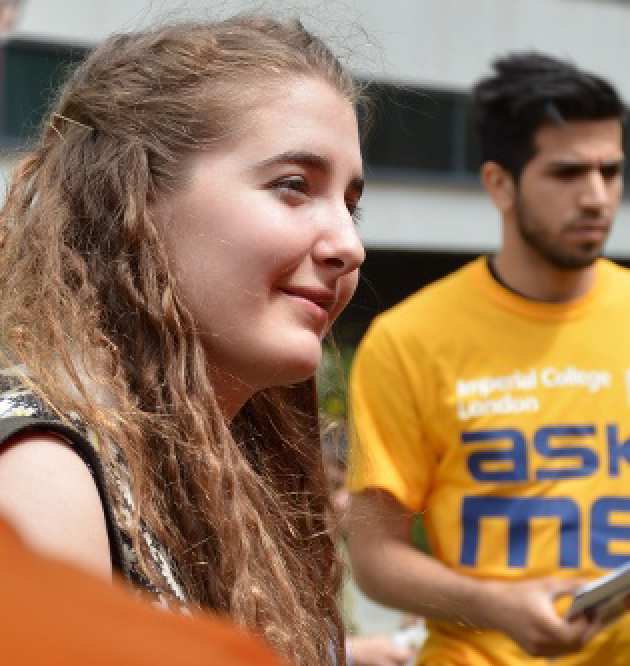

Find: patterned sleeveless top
<box><xmin>0</xmin><ymin>372</ymin><xmax>187</xmax><ymax>608</ymax></box>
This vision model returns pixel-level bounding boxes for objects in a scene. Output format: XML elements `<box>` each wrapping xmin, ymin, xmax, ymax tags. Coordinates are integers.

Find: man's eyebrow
<box><xmin>545</xmin><ymin>158</ymin><xmax>625</xmax><ymax>173</ymax></box>
<box><xmin>547</xmin><ymin>158</ymin><xmax>625</xmax><ymax>169</ymax></box>
<box><xmin>252</xmin><ymin>150</ymin><xmax>365</xmax><ymax>193</ymax></box>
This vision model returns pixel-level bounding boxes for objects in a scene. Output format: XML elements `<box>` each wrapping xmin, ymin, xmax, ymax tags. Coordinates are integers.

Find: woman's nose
<box><xmin>313</xmin><ymin>215</ymin><xmax>365</xmax><ymax>276</ymax></box>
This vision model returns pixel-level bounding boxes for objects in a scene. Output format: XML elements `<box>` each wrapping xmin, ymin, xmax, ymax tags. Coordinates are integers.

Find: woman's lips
<box><xmin>279</xmin><ymin>287</ymin><xmax>336</xmax><ymax>329</ymax></box>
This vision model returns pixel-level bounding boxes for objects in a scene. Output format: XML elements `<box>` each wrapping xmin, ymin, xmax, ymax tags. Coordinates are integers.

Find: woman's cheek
<box><xmin>330</xmin><ymin>271</ymin><xmax>360</xmax><ymax>325</ymax></box>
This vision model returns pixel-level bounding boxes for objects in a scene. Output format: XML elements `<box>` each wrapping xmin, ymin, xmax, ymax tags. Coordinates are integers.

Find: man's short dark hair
<box><xmin>472</xmin><ymin>52</ymin><xmax>626</xmax><ymax>180</ymax></box>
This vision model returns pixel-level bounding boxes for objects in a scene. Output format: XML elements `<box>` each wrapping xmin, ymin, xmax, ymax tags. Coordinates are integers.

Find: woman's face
<box><xmin>159</xmin><ymin>77</ymin><xmax>365</xmax><ymax>416</ymax></box>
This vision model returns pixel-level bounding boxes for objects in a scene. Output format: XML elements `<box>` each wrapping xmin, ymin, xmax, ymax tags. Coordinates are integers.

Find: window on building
<box><xmin>0</xmin><ymin>39</ymin><xmax>627</xmax><ymax>188</ymax></box>
<box><xmin>0</xmin><ymin>38</ymin><xmax>89</xmax><ymax>146</ymax></box>
<box><xmin>362</xmin><ymin>80</ymin><xmax>630</xmax><ymax>186</ymax></box>
<box><xmin>362</xmin><ymin>83</ymin><xmax>480</xmax><ymax>181</ymax></box>
<box><xmin>363</xmin><ymin>85</ymin><xmax>457</xmax><ymax>173</ymax></box>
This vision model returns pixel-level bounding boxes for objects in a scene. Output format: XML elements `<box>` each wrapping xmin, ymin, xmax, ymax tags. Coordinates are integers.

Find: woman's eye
<box><xmin>272</xmin><ymin>176</ymin><xmax>308</xmax><ymax>197</ymax></box>
<box><xmin>347</xmin><ymin>201</ymin><xmax>362</xmax><ymax>224</ymax></box>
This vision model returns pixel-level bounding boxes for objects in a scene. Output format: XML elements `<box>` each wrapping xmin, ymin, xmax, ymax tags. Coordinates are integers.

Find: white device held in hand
<box><xmin>567</xmin><ymin>560</ymin><xmax>630</xmax><ymax>623</ymax></box>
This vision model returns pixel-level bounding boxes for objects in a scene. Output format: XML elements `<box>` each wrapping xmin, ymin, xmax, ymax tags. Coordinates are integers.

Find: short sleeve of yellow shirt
<box><xmin>347</xmin><ymin>313</ymin><xmax>438</xmax><ymax>512</ymax></box>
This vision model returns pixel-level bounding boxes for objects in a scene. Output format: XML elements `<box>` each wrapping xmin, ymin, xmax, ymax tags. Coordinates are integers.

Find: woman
<box><xmin>0</xmin><ymin>15</ymin><xmax>365</xmax><ymax>666</ymax></box>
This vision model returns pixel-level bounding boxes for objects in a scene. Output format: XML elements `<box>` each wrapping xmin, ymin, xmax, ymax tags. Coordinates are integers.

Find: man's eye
<box><xmin>550</xmin><ymin>164</ymin><xmax>624</xmax><ymax>182</ymax></box>
<box><xmin>601</xmin><ymin>164</ymin><xmax>622</xmax><ymax>180</ymax></box>
<box><xmin>552</xmin><ymin>166</ymin><xmax>584</xmax><ymax>181</ymax></box>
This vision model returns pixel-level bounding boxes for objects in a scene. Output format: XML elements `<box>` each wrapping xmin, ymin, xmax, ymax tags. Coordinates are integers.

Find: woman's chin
<box><xmin>285</xmin><ymin>356</ymin><xmax>321</xmax><ymax>384</ymax></box>
<box><xmin>267</xmin><ymin>345</ymin><xmax>322</xmax><ymax>387</ymax></box>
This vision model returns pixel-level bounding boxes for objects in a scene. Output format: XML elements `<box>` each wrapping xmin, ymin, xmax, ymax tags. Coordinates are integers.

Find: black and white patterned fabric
<box><xmin>0</xmin><ymin>371</ymin><xmax>188</xmax><ymax>608</ymax></box>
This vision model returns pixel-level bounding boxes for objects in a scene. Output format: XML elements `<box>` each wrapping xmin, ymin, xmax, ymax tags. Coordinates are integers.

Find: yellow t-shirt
<box><xmin>348</xmin><ymin>257</ymin><xmax>630</xmax><ymax>666</ymax></box>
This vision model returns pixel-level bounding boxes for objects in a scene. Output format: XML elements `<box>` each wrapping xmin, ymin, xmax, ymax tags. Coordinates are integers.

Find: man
<box><xmin>346</xmin><ymin>52</ymin><xmax>629</xmax><ymax>665</ymax></box>
<box><xmin>0</xmin><ymin>0</ymin><xmax>21</xmax><ymax>36</ymax></box>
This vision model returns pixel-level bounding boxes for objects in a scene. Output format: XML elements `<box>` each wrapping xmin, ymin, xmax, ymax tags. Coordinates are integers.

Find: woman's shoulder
<box><xmin>0</xmin><ymin>370</ymin><xmax>188</xmax><ymax>605</ymax></box>
<box><xmin>0</xmin><ymin>369</ymin><xmax>126</xmax><ymax>573</ymax></box>
<box><xmin>0</xmin><ymin>428</ymin><xmax>114</xmax><ymax>577</ymax></box>
<box><xmin>0</xmin><ymin>371</ymin><xmax>115</xmax><ymax>577</ymax></box>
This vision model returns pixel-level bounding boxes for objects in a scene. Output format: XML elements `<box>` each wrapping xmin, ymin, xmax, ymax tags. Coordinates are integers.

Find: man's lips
<box><xmin>564</xmin><ymin>220</ymin><xmax>611</xmax><ymax>241</ymax></box>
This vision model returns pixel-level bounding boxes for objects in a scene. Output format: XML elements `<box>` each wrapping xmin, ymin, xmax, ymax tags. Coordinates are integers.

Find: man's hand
<box><xmin>347</xmin><ymin>490</ymin><xmax>606</xmax><ymax>660</ymax></box>
<box><xmin>346</xmin><ymin>635</ymin><xmax>414</xmax><ymax>666</ymax></box>
<box><xmin>482</xmin><ymin>577</ymin><xmax>601</xmax><ymax>658</ymax></box>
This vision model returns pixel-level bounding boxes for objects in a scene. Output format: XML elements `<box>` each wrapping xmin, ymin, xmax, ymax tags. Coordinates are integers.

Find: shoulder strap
<box><xmin>0</xmin><ymin>416</ymin><xmax>125</xmax><ymax>573</ymax></box>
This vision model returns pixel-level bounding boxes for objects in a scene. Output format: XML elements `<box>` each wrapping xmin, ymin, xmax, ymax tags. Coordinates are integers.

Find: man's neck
<box><xmin>491</xmin><ymin>249</ymin><xmax>597</xmax><ymax>303</ymax></box>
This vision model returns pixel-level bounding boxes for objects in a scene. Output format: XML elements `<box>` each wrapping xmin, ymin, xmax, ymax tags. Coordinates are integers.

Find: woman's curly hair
<box><xmin>0</xmin><ymin>16</ymin><xmax>365</xmax><ymax>666</ymax></box>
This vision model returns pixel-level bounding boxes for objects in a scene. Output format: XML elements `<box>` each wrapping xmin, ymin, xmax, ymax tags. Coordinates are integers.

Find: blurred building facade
<box><xmin>2</xmin><ymin>0</ymin><xmax>630</xmax><ymax>341</ymax></box>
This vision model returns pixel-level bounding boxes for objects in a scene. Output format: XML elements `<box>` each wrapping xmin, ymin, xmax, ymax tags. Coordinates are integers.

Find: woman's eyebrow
<box><xmin>253</xmin><ymin>150</ymin><xmax>330</xmax><ymax>172</ymax></box>
<box><xmin>251</xmin><ymin>150</ymin><xmax>365</xmax><ymax>189</ymax></box>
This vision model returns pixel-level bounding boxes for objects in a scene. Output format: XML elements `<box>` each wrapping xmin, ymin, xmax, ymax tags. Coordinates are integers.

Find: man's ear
<box><xmin>480</xmin><ymin>161</ymin><xmax>516</xmax><ymax>214</ymax></box>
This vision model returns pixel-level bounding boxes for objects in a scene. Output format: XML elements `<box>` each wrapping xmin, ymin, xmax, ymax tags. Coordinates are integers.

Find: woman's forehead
<box><xmin>222</xmin><ymin>77</ymin><xmax>360</xmax><ymax>165</ymax></box>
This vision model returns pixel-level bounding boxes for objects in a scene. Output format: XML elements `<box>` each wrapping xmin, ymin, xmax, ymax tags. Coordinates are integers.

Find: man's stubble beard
<box><xmin>514</xmin><ymin>194</ymin><xmax>605</xmax><ymax>271</ymax></box>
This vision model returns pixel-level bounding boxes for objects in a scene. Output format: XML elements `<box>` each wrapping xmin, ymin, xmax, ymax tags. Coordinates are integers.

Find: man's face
<box><xmin>513</xmin><ymin>118</ymin><xmax>624</xmax><ymax>270</ymax></box>
<box><xmin>0</xmin><ymin>1</ymin><xmax>21</xmax><ymax>36</ymax></box>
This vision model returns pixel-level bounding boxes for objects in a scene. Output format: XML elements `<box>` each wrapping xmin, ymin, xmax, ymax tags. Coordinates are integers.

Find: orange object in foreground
<box><xmin>0</xmin><ymin>517</ymin><xmax>285</xmax><ymax>666</ymax></box>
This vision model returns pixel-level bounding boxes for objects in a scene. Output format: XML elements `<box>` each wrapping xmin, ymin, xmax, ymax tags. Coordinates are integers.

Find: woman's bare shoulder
<box><xmin>0</xmin><ymin>432</ymin><xmax>112</xmax><ymax>579</ymax></box>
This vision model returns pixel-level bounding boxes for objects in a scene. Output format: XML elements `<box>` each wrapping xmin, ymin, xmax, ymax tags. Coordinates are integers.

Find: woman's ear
<box><xmin>480</xmin><ymin>161</ymin><xmax>516</xmax><ymax>214</ymax></box>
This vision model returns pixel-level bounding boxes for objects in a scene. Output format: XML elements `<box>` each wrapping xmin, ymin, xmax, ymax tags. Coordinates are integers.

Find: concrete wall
<box><xmin>16</xmin><ymin>0</ymin><xmax>630</xmax><ymax>95</ymax></box>
<box><xmin>359</xmin><ymin>182</ymin><xmax>630</xmax><ymax>256</ymax></box>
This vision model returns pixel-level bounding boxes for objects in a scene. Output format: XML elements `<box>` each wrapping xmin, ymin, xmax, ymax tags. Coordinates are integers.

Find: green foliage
<box><xmin>411</xmin><ymin>515</ymin><xmax>432</xmax><ymax>554</ymax></box>
<box><xmin>317</xmin><ymin>343</ymin><xmax>356</xmax><ymax>420</ymax></box>
<box><xmin>318</xmin><ymin>342</ymin><xmax>432</xmax><ymax>555</ymax></box>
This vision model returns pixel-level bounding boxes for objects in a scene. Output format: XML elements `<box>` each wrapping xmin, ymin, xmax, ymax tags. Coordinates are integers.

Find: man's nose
<box><xmin>579</xmin><ymin>170</ymin><xmax>609</xmax><ymax>210</ymax></box>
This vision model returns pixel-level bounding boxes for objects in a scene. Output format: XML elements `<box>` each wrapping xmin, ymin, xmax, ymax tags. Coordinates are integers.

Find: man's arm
<box><xmin>346</xmin><ymin>488</ymin><xmax>600</xmax><ymax>659</ymax></box>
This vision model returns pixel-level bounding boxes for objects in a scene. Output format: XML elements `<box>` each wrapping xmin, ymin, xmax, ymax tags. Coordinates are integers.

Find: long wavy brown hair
<box><xmin>0</xmin><ymin>16</ymin><xmax>365</xmax><ymax>666</ymax></box>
